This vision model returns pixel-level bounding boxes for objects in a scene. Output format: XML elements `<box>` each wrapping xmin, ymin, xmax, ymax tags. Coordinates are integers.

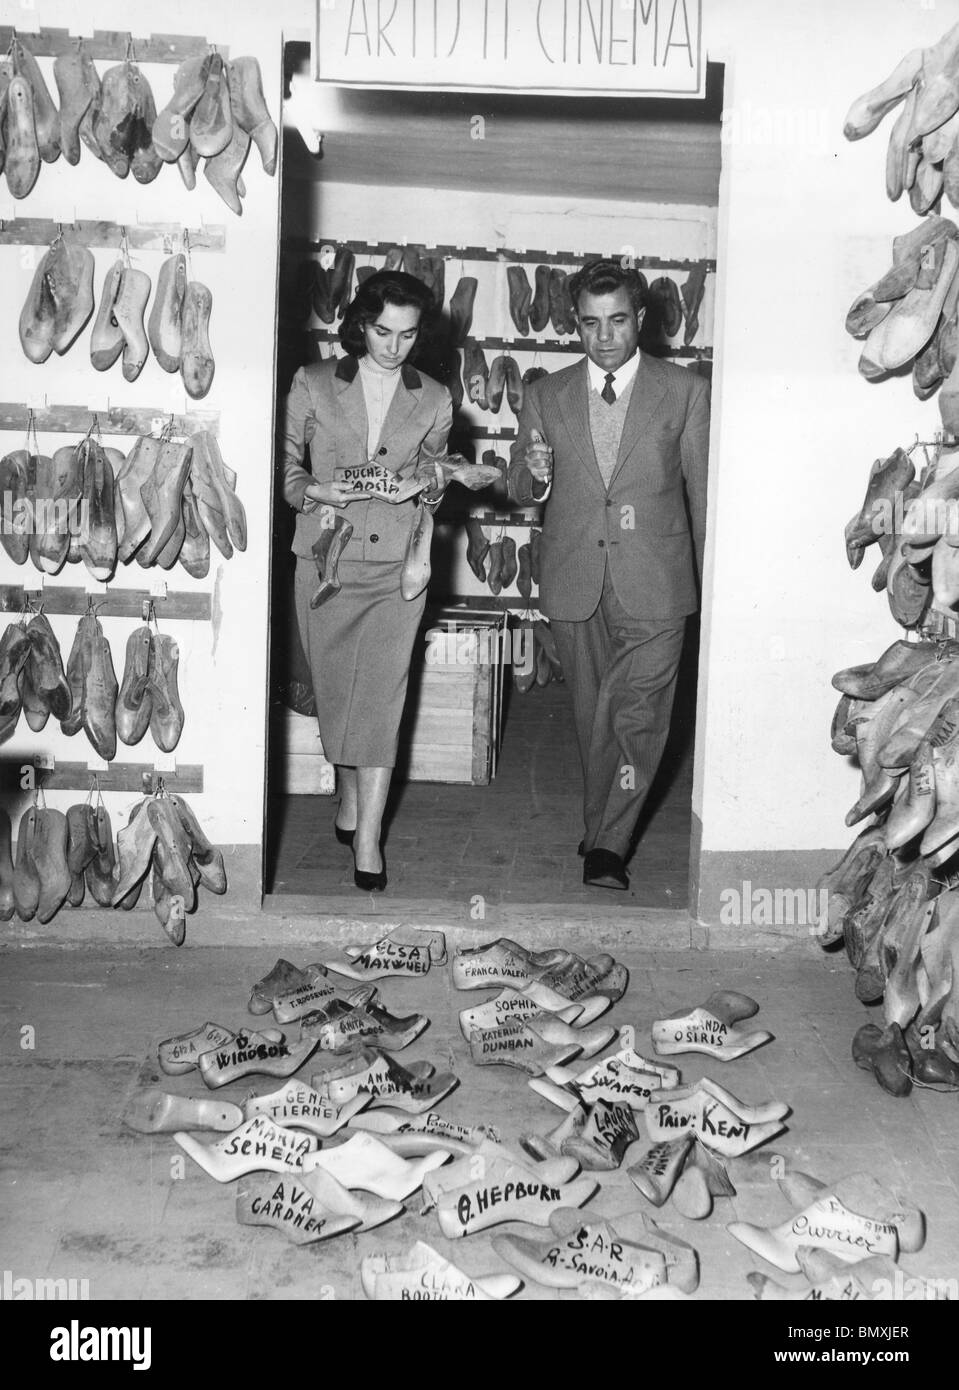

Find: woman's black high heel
<box><xmin>353</xmin><ymin>845</ymin><xmax>387</xmax><ymax>893</ymax></box>
<box><xmin>334</xmin><ymin>823</ymin><xmax>355</xmax><ymax>848</ymax></box>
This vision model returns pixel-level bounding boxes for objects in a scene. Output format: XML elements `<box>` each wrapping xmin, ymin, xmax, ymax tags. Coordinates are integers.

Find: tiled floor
<box><xmin>2</xmin><ymin>937</ymin><xmax>957</xmax><ymax>1301</ymax></box>
<box><xmin>266</xmin><ymin>630</ymin><xmax>696</xmax><ymax>910</ymax></box>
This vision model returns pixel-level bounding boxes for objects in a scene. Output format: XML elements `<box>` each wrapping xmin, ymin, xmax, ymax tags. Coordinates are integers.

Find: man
<box><xmin>508</xmin><ymin>258</ymin><xmax>710</xmax><ymax>891</ymax></box>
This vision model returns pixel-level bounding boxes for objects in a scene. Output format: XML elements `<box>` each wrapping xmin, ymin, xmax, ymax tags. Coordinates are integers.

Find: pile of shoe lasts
<box><xmin>502</xmin><ymin>263</ymin><xmax>704</xmax><ymax>346</ymax></box>
<box><xmin>20</xmin><ymin>238</ymin><xmax>216</xmax><ymax>398</ymax></box>
<box><xmin>0</xmin><ymin>788</ymin><xmax>223</xmax><ymax>940</ymax></box>
<box><xmin>451</xmin><ymin>939</ymin><xmax>627</xmax><ymax>1084</ymax></box>
<box><xmin>463</xmin><ymin>351</ymin><xmax>525</xmax><ymax>414</ymax></box>
<box><xmin>107</xmin><ymin>788</ymin><xmax>226</xmax><ymax>943</ymax></box>
<box><xmin>728</xmin><ymin>1163</ymin><xmax>942</xmax><ymax>1302</ymax></box>
<box><xmin>295</xmin><ymin>246</ymin><xmax>356</xmax><ymax>325</ymax></box>
<box><xmin>824</xmin><ymin>648</ymin><xmax>959</xmax><ymax>1091</ymax></box>
<box><xmin>119</xmin><ymin>936</ymin><xmax>698</xmax><ymax>1299</ymax></box>
<box><xmin>843</xmin><ymin>18</ymin><xmax>959</xmax><ymax>213</ymax></box>
<box><xmin>0</xmin><ymin>608</ymin><xmax>184</xmax><ymax>754</ymax></box>
<box><xmin>844</xmin><ymin>216</ymin><xmax>959</xmax><ymax>432</ymax></box>
<box><xmin>152</xmin><ymin>52</ymin><xmax>278</xmax><ymax>211</ymax></box>
<box><xmin>514</xmin><ymin>620</ymin><xmax>564</xmax><ymax>693</ymax></box>
<box><xmin>0</xmin><ymin>426</ymin><xmax>246</xmax><ymax>583</ymax></box>
<box><xmin>839</xmin><ymin>439</ymin><xmax>959</xmax><ymax>628</ymax></box>
<box><xmin>0</xmin><ymin>799</ymin><xmax>113</xmax><ymax>923</ymax></box>
<box><xmin>0</xmin><ymin>38</ymin><xmax>276</xmax><ymax>207</ymax></box>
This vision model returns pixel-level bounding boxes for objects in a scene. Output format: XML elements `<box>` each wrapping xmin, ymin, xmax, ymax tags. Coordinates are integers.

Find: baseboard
<box><xmin>693</xmin><ymin>848</ymin><xmax>844</xmax><ymax>937</ymax></box>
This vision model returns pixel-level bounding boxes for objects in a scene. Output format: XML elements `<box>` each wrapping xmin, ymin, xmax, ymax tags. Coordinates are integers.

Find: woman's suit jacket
<box><xmin>281</xmin><ymin>354</ymin><xmax>453</xmax><ymax>564</ymax></box>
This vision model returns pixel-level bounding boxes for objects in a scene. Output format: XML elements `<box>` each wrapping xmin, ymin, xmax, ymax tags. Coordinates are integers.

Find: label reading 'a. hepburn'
<box><xmin>455</xmin><ymin>1178</ymin><xmax>561</xmax><ymax>1227</ymax></box>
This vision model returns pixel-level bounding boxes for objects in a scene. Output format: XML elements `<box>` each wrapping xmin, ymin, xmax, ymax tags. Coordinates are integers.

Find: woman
<box><xmin>281</xmin><ymin>270</ymin><xmax>452</xmax><ymax>891</ymax></box>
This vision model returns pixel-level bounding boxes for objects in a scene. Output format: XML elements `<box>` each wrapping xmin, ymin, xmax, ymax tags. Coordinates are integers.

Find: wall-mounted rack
<box><xmin>436</xmin><ymin>595</ymin><xmax>541</xmax><ymax>613</ymax></box>
<box><xmin>0</xmin><ymin>29</ymin><xmax>226</xmax><ymax>63</ymax></box>
<box><xmin>287</xmin><ymin>238</ymin><xmax>717</xmax><ymax>273</ymax></box>
<box><xmin>0</xmin><ymin>219</ymin><xmax>226</xmax><ymax>253</ymax></box>
<box><xmin>309</xmin><ymin>328</ymin><xmax>711</xmax><ymax>362</ymax></box>
<box><xmin>0</xmin><ymin>760</ymin><xmax>204</xmax><ymax>794</ymax></box>
<box><xmin>456</xmin><ymin>512</ymin><xmax>541</xmax><ymax>527</ymax></box>
<box><xmin>0</xmin><ymin>404</ymin><xmax>218</xmax><ymax>437</ymax></box>
<box><xmin>0</xmin><ymin>586</ymin><xmax>212</xmax><ymax>621</ymax></box>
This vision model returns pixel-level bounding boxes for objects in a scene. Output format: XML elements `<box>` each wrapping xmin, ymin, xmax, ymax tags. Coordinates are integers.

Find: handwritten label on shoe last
<box><xmin>352</xmin><ymin>940</ymin><xmax>430</xmax><ymax>975</ymax></box>
<box><xmin>379</xmin><ymin>1267</ymin><xmax>485</xmax><ymax>1301</ymax></box>
<box><xmin>543</xmin><ymin>1225</ymin><xmax>665</xmax><ymax>1293</ymax></box>
<box><xmin>789</xmin><ymin>1198</ymin><xmax>898</xmax><ymax>1259</ymax></box>
<box><xmin>453</xmin><ymin>1177</ymin><xmax>562</xmax><ymax>1229</ymax></box>
<box><xmin>457</xmin><ymin>951</ymin><xmax>530</xmax><ymax>983</ymax></box>
<box><xmin>163</xmin><ymin>1025</ymin><xmax>232</xmax><ymax>1063</ymax></box>
<box><xmin>223</xmin><ymin>1117</ymin><xmax>314</xmax><ymax>1169</ymax></box>
<box><xmin>274</xmin><ymin>979</ymin><xmax>336</xmax><ymax>1019</ymax></box>
<box><xmin>576</xmin><ymin>1059</ymin><xmax>664</xmax><ymax>1107</ymax></box>
<box><xmin>247</xmin><ymin>1178</ymin><xmax>335</xmax><ymax>1237</ymax></box>
<box><xmin>207</xmin><ymin>1034</ymin><xmax>292</xmax><ymax>1071</ymax></box>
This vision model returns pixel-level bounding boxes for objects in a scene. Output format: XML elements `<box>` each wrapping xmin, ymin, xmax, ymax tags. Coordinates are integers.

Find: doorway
<box><xmin>264</xmin><ymin>47</ymin><xmax>723</xmax><ymax>914</ymax></box>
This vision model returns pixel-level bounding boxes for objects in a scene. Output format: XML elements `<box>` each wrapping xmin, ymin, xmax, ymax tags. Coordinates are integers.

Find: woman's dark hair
<box><xmin>339</xmin><ymin>270</ymin><xmax>436</xmax><ymax>358</ymax></box>
<box><xmin>568</xmin><ymin>258</ymin><xmax>647</xmax><ymax>318</ymax></box>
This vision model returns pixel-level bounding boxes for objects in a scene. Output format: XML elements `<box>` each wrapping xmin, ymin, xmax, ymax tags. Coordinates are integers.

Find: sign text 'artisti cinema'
<box><xmin>314</xmin><ymin>0</ymin><xmax>705</xmax><ymax>98</ymax></box>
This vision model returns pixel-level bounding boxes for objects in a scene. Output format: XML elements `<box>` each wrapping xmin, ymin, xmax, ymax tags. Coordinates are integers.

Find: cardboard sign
<box><xmin>314</xmin><ymin>0</ymin><xmax>705</xmax><ymax>98</ymax></box>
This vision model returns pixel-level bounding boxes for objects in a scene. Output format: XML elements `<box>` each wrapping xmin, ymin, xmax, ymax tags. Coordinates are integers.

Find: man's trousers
<box><xmin>550</xmin><ymin>566</ymin><xmax>687</xmax><ymax>859</ymax></box>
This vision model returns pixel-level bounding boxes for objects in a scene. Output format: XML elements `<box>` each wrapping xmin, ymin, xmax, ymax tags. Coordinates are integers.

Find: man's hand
<box><xmin>304</xmin><ymin>480</ymin><xmax>358</xmax><ymax>507</ymax></box>
<box><xmin>524</xmin><ymin>428</ymin><xmax>553</xmax><ymax>485</ymax></box>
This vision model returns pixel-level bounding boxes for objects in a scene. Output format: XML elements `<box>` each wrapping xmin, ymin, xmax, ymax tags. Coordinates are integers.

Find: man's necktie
<box><xmin>601</xmin><ymin>372</ymin><xmax>617</xmax><ymax>405</ymax></box>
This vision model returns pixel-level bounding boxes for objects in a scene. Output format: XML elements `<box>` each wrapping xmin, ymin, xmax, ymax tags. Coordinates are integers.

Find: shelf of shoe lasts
<box><xmin>0</xmin><ymin>586</ymin><xmax>211</xmax><ymax>621</ymax></box>
<box><xmin>0</xmin><ymin>762</ymin><xmax>203</xmax><ymax>794</ymax></box>
<box><xmin>0</xmin><ymin>29</ymin><xmax>227</xmax><ymax>63</ymax></box>
<box><xmin>286</xmin><ymin>238</ymin><xmax>717</xmax><ymax>273</ymax></box>
<box><xmin>0</xmin><ymin>220</ymin><xmax>226</xmax><ymax>253</ymax></box>
<box><xmin>308</xmin><ymin>328</ymin><xmax>712</xmax><ymax>360</ymax></box>
<box><xmin>0</xmin><ymin>404</ymin><xmax>218</xmax><ymax>438</ymax></box>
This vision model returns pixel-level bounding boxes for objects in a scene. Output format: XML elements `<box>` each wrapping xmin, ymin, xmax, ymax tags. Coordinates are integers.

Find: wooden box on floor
<box><xmin>273</xmin><ymin>704</ymin><xmax>336</xmax><ymax>795</ymax></box>
<box><xmin>399</xmin><ymin>608</ymin><xmax>507</xmax><ymax>785</ymax></box>
<box><xmin>274</xmin><ymin>608</ymin><xmax>507</xmax><ymax>792</ymax></box>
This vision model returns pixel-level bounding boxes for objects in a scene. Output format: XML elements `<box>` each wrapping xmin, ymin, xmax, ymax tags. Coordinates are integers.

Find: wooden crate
<box><xmin>273</xmin><ymin>609</ymin><xmax>507</xmax><ymax>792</ymax></box>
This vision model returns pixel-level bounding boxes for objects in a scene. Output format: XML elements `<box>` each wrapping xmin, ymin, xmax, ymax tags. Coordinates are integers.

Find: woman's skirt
<box><xmin>293</xmin><ymin>557</ymin><xmax>427</xmax><ymax>767</ymax></box>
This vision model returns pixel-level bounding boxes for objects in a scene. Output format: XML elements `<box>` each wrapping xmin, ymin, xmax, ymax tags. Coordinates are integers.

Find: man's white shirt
<box><xmin>586</xmin><ymin>350</ymin><xmax>641</xmax><ymax>397</ymax></box>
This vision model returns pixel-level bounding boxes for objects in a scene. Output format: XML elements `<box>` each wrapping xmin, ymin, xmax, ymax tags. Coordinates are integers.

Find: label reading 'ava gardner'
<box><xmin>249</xmin><ymin>1179</ymin><xmax>331</xmax><ymax>1236</ymax></box>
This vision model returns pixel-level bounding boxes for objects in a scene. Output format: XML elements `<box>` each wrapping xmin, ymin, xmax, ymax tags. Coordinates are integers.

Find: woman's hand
<box><xmin>304</xmin><ymin>480</ymin><xmax>357</xmax><ymax>507</ymax></box>
<box><xmin>417</xmin><ymin>459</ymin><xmax>446</xmax><ymax>504</ymax></box>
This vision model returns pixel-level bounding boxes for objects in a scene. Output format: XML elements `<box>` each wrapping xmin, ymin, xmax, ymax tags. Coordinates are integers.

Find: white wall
<box><xmin>695</xmin><ymin>0</ymin><xmax>953</xmax><ymax>856</ymax></box>
<box><xmin>0</xmin><ymin>0</ymin><xmax>282</xmax><ymax>886</ymax></box>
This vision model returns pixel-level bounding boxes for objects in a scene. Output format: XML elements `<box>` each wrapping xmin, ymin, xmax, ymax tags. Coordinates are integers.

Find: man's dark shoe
<box><xmin>583</xmin><ymin>848</ymin><xmax>629</xmax><ymax>891</ymax></box>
